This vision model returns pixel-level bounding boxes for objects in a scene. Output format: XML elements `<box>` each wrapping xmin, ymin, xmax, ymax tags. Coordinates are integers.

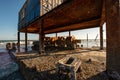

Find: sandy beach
<box><xmin>14</xmin><ymin>49</ymin><xmax>108</xmax><ymax>80</ymax></box>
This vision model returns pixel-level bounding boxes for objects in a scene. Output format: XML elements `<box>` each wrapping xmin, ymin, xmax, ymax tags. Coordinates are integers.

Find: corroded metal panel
<box><xmin>18</xmin><ymin>0</ymin><xmax>103</xmax><ymax>34</ymax></box>
<box><xmin>56</xmin><ymin>56</ymin><xmax>81</xmax><ymax>80</ymax></box>
<box><xmin>18</xmin><ymin>0</ymin><xmax>64</xmax><ymax>31</ymax></box>
<box><xmin>106</xmin><ymin>0</ymin><xmax>120</xmax><ymax>74</ymax></box>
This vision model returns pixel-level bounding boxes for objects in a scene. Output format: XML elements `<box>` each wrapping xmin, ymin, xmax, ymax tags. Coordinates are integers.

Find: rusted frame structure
<box><xmin>40</xmin><ymin>0</ymin><xmax>64</xmax><ymax>17</ymax></box>
<box><xmin>25</xmin><ymin>28</ymin><xmax>28</xmax><ymax>52</ymax></box>
<box><xmin>19</xmin><ymin>0</ymin><xmax>103</xmax><ymax>33</ymax></box>
<box><xmin>18</xmin><ymin>0</ymin><xmax>105</xmax><ymax>53</ymax></box>
<box><xmin>18</xmin><ymin>0</ymin><xmax>120</xmax><ymax>75</ymax></box>
<box><xmin>38</xmin><ymin>19</ymin><xmax>45</xmax><ymax>53</ymax></box>
<box><xmin>106</xmin><ymin>0</ymin><xmax>120</xmax><ymax>75</ymax></box>
<box><xmin>17</xmin><ymin>32</ymin><xmax>20</xmax><ymax>52</ymax></box>
<box><xmin>100</xmin><ymin>0</ymin><xmax>105</xmax><ymax>50</ymax></box>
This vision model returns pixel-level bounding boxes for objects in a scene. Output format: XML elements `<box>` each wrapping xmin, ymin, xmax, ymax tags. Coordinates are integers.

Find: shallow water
<box><xmin>1</xmin><ymin>71</ymin><xmax>25</xmax><ymax>80</ymax></box>
<box><xmin>0</xmin><ymin>52</ymin><xmax>25</xmax><ymax>80</ymax></box>
<box><xmin>0</xmin><ymin>40</ymin><xmax>33</xmax><ymax>53</ymax></box>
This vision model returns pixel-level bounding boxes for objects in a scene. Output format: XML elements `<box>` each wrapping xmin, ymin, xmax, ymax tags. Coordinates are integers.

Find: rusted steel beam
<box><xmin>106</xmin><ymin>0</ymin><xmax>120</xmax><ymax>74</ymax></box>
<box><xmin>56</xmin><ymin>33</ymin><xmax>58</xmax><ymax>37</ymax></box>
<box><xmin>100</xmin><ymin>0</ymin><xmax>105</xmax><ymax>50</ymax></box>
<box><xmin>25</xmin><ymin>29</ymin><xmax>28</xmax><ymax>52</ymax></box>
<box><xmin>69</xmin><ymin>31</ymin><xmax>71</xmax><ymax>36</ymax></box>
<box><xmin>100</xmin><ymin>0</ymin><xmax>106</xmax><ymax>26</ymax></box>
<box><xmin>100</xmin><ymin>25</ymin><xmax>103</xmax><ymax>50</ymax></box>
<box><xmin>44</xmin><ymin>19</ymin><xmax>100</xmax><ymax>34</ymax></box>
<box><xmin>17</xmin><ymin>32</ymin><xmax>20</xmax><ymax>52</ymax></box>
<box><xmin>39</xmin><ymin>20</ymin><xmax>45</xmax><ymax>54</ymax></box>
<box><xmin>19</xmin><ymin>0</ymin><xmax>102</xmax><ymax>34</ymax></box>
<box><xmin>20</xmin><ymin>18</ymin><xmax>100</xmax><ymax>34</ymax></box>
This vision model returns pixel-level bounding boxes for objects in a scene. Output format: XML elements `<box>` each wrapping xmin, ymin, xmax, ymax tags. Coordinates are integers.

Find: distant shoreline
<box><xmin>0</xmin><ymin>39</ymin><xmax>106</xmax><ymax>49</ymax></box>
<box><xmin>0</xmin><ymin>39</ymin><xmax>106</xmax><ymax>41</ymax></box>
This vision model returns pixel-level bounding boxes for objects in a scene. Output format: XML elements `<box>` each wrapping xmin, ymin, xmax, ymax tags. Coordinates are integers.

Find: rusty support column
<box><xmin>17</xmin><ymin>32</ymin><xmax>20</xmax><ymax>52</ymax></box>
<box><xmin>25</xmin><ymin>30</ymin><xmax>28</xmax><ymax>52</ymax></box>
<box><xmin>87</xmin><ymin>34</ymin><xmax>88</xmax><ymax>48</ymax></box>
<box><xmin>100</xmin><ymin>0</ymin><xmax>105</xmax><ymax>50</ymax></box>
<box><xmin>39</xmin><ymin>32</ymin><xmax>42</xmax><ymax>54</ymax></box>
<box><xmin>106</xmin><ymin>0</ymin><xmax>120</xmax><ymax>74</ymax></box>
<box><xmin>39</xmin><ymin>20</ymin><xmax>45</xmax><ymax>54</ymax></box>
<box><xmin>56</xmin><ymin>33</ymin><xmax>58</xmax><ymax>37</ymax></box>
<box><xmin>69</xmin><ymin>31</ymin><xmax>71</xmax><ymax>36</ymax></box>
<box><xmin>100</xmin><ymin>25</ymin><xmax>103</xmax><ymax>50</ymax></box>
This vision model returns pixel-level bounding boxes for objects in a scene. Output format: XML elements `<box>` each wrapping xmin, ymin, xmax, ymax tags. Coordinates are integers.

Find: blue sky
<box><xmin>0</xmin><ymin>0</ymin><xmax>106</xmax><ymax>40</ymax></box>
<box><xmin>46</xmin><ymin>25</ymin><xmax>106</xmax><ymax>39</ymax></box>
<box><xmin>0</xmin><ymin>0</ymin><xmax>25</xmax><ymax>40</ymax></box>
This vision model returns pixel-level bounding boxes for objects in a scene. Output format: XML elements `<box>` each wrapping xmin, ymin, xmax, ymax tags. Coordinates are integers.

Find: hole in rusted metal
<box><xmin>66</xmin><ymin>57</ymin><xmax>74</xmax><ymax>64</ymax></box>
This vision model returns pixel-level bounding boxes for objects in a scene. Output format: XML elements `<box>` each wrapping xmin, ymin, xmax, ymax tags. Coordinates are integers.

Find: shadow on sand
<box><xmin>86</xmin><ymin>71</ymin><xmax>109</xmax><ymax>80</ymax></box>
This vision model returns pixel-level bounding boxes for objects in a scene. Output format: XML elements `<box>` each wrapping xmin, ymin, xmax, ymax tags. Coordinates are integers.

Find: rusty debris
<box><xmin>56</xmin><ymin>56</ymin><xmax>82</xmax><ymax>80</ymax></box>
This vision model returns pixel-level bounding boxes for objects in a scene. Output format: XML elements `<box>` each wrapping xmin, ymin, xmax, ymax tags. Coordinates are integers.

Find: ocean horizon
<box><xmin>0</xmin><ymin>39</ymin><xmax>106</xmax><ymax>49</ymax></box>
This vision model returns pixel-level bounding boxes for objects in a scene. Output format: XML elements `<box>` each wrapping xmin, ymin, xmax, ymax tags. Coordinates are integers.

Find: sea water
<box><xmin>0</xmin><ymin>39</ymin><xmax>106</xmax><ymax>52</ymax></box>
<box><xmin>0</xmin><ymin>40</ymin><xmax>33</xmax><ymax>52</ymax></box>
<box><xmin>0</xmin><ymin>41</ymin><xmax>25</xmax><ymax>80</ymax></box>
<box><xmin>79</xmin><ymin>39</ymin><xmax>106</xmax><ymax>48</ymax></box>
